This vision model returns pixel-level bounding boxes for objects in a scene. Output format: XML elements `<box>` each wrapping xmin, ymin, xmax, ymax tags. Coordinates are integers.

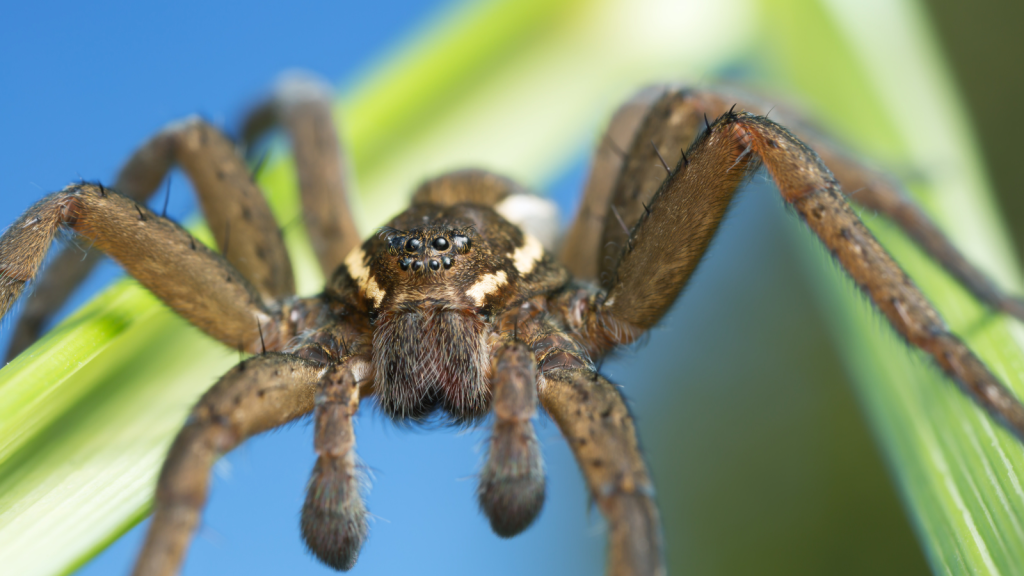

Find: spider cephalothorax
<box><xmin>3</xmin><ymin>77</ymin><xmax>1024</xmax><ymax>576</ymax></box>
<box><xmin>328</xmin><ymin>201</ymin><xmax>567</xmax><ymax>423</ymax></box>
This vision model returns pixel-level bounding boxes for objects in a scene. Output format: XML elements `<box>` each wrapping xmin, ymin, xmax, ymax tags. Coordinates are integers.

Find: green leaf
<box><xmin>761</xmin><ymin>1</ymin><xmax>1024</xmax><ymax>574</ymax></box>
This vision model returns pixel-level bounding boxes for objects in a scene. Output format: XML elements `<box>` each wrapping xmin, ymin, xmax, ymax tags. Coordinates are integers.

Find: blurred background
<box><xmin>1</xmin><ymin>0</ymin><xmax>1022</xmax><ymax>575</ymax></box>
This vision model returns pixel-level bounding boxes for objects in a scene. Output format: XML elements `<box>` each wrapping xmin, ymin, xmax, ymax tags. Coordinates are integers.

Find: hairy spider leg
<box><xmin>5</xmin><ymin>118</ymin><xmax>294</xmax><ymax>359</ymax></box>
<box><xmin>478</xmin><ymin>340</ymin><xmax>546</xmax><ymax>536</ymax></box>
<box><xmin>581</xmin><ymin>99</ymin><xmax>1024</xmax><ymax>440</ymax></box>
<box><xmin>300</xmin><ymin>354</ymin><xmax>370</xmax><ymax>571</ymax></box>
<box><xmin>559</xmin><ymin>85</ymin><xmax>669</xmax><ymax>281</ymax></box>
<box><xmin>132</xmin><ymin>354</ymin><xmax>324</xmax><ymax>576</ymax></box>
<box><xmin>0</xmin><ymin>184</ymin><xmax>278</xmax><ymax>352</ymax></box>
<box><xmin>563</xmin><ymin>86</ymin><xmax>1024</xmax><ymax>322</ymax></box>
<box><xmin>490</xmin><ymin>301</ymin><xmax>662</xmax><ymax>576</ymax></box>
<box><xmin>540</xmin><ymin>370</ymin><xmax>662</xmax><ymax>576</ymax></box>
<box><xmin>241</xmin><ymin>74</ymin><xmax>361</xmax><ymax>277</ymax></box>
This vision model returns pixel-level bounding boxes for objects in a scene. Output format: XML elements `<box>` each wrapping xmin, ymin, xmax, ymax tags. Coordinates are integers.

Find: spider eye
<box><xmin>405</xmin><ymin>238</ymin><xmax>422</xmax><ymax>252</ymax></box>
<box><xmin>442</xmin><ymin>256</ymin><xmax>452</xmax><ymax>269</ymax></box>
<box><xmin>432</xmin><ymin>237</ymin><xmax>449</xmax><ymax>251</ymax></box>
<box><xmin>399</xmin><ymin>258</ymin><xmax>411</xmax><ymax>271</ymax></box>
<box><xmin>389</xmin><ymin>236</ymin><xmax>407</xmax><ymax>252</ymax></box>
<box><xmin>428</xmin><ymin>259</ymin><xmax>440</xmax><ymax>271</ymax></box>
<box><xmin>411</xmin><ymin>260</ymin><xmax>423</xmax><ymax>271</ymax></box>
<box><xmin>452</xmin><ymin>235</ymin><xmax>470</xmax><ymax>252</ymax></box>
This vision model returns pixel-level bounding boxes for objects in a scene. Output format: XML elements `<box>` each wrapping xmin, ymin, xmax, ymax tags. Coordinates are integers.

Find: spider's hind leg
<box><xmin>241</xmin><ymin>73</ymin><xmax>361</xmax><ymax>277</ymax></box>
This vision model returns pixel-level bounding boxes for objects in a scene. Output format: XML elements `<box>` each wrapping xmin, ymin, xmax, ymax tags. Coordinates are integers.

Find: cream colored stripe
<box><xmin>512</xmin><ymin>233</ymin><xmax>545</xmax><ymax>276</ymax></box>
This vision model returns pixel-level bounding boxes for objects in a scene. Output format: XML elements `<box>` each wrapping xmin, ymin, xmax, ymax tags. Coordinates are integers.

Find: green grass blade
<box><xmin>761</xmin><ymin>0</ymin><xmax>1024</xmax><ymax>573</ymax></box>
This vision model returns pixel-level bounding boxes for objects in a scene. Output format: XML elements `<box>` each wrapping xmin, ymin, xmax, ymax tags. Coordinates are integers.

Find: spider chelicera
<box><xmin>2</xmin><ymin>76</ymin><xmax>1023</xmax><ymax>576</ymax></box>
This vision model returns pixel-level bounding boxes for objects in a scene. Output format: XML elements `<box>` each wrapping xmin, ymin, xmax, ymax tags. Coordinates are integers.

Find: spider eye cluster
<box><xmin>387</xmin><ymin>230</ymin><xmax>470</xmax><ymax>274</ymax></box>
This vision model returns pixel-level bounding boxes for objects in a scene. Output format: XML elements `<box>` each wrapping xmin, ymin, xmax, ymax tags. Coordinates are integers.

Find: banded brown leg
<box><xmin>6</xmin><ymin>117</ymin><xmax>294</xmax><ymax>358</ymax></box>
<box><xmin>241</xmin><ymin>74</ymin><xmax>360</xmax><ymax>278</ymax></box>
<box><xmin>578</xmin><ymin>101</ymin><xmax>1024</xmax><ymax>440</ymax></box>
<box><xmin>478</xmin><ymin>340</ymin><xmax>546</xmax><ymax>537</ymax></box>
<box><xmin>132</xmin><ymin>353</ymin><xmax>324</xmax><ymax>576</ymax></box>
<box><xmin>561</xmin><ymin>86</ymin><xmax>1024</xmax><ymax>321</ymax></box>
<box><xmin>539</xmin><ymin>367</ymin><xmax>663</xmax><ymax>576</ymax></box>
<box><xmin>0</xmin><ymin>184</ymin><xmax>277</xmax><ymax>352</ymax></box>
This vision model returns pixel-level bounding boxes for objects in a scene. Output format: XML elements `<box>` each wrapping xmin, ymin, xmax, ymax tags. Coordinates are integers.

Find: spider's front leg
<box><xmin>489</xmin><ymin>306</ymin><xmax>662</xmax><ymax>576</ymax></box>
<box><xmin>0</xmin><ymin>184</ymin><xmax>275</xmax><ymax>351</ymax></box>
<box><xmin>574</xmin><ymin>89</ymin><xmax>1024</xmax><ymax>440</ymax></box>
<box><xmin>5</xmin><ymin>116</ymin><xmax>298</xmax><ymax>359</ymax></box>
<box><xmin>133</xmin><ymin>353</ymin><xmax>324</xmax><ymax>576</ymax></box>
<box><xmin>477</xmin><ymin>340</ymin><xmax>546</xmax><ymax>536</ymax></box>
<box><xmin>299</xmin><ymin>347</ymin><xmax>372</xmax><ymax>571</ymax></box>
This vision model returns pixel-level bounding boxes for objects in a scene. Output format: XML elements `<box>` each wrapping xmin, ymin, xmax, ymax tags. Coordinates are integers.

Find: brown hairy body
<box><xmin>2</xmin><ymin>77</ymin><xmax>1023</xmax><ymax>576</ymax></box>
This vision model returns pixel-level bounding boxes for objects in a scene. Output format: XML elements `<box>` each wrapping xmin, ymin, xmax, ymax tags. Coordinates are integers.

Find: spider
<box><xmin>2</xmin><ymin>75</ymin><xmax>1023</xmax><ymax>576</ymax></box>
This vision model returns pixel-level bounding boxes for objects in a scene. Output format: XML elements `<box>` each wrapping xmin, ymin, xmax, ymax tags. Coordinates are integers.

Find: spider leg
<box><xmin>565</xmin><ymin>86</ymin><xmax>1024</xmax><ymax>321</ymax></box>
<box><xmin>115</xmin><ymin>117</ymin><xmax>296</xmax><ymax>300</ymax></box>
<box><xmin>241</xmin><ymin>73</ymin><xmax>361</xmax><ymax>277</ymax></box>
<box><xmin>492</xmin><ymin>302</ymin><xmax>660</xmax><ymax>575</ymax></box>
<box><xmin>582</xmin><ymin>102</ymin><xmax>1024</xmax><ymax>439</ymax></box>
<box><xmin>132</xmin><ymin>353</ymin><xmax>324</xmax><ymax>576</ymax></box>
<box><xmin>478</xmin><ymin>340</ymin><xmax>545</xmax><ymax>537</ymax></box>
<box><xmin>808</xmin><ymin>137</ymin><xmax>1024</xmax><ymax>320</ymax></box>
<box><xmin>559</xmin><ymin>85</ymin><xmax>673</xmax><ymax>281</ymax></box>
<box><xmin>300</xmin><ymin>355</ymin><xmax>370</xmax><ymax>571</ymax></box>
<box><xmin>6</xmin><ymin>117</ymin><xmax>294</xmax><ymax>359</ymax></box>
<box><xmin>0</xmin><ymin>184</ymin><xmax>277</xmax><ymax>352</ymax></box>
<box><xmin>539</xmin><ymin>366</ymin><xmax>661</xmax><ymax>576</ymax></box>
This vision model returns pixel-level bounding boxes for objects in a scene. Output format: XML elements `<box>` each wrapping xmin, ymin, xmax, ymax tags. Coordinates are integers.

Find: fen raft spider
<box><xmin>2</xmin><ymin>77</ymin><xmax>1024</xmax><ymax>576</ymax></box>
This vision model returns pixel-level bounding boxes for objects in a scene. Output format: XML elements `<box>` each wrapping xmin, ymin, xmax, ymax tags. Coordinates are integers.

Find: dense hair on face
<box><xmin>372</xmin><ymin>303</ymin><xmax>490</xmax><ymax>423</ymax></box>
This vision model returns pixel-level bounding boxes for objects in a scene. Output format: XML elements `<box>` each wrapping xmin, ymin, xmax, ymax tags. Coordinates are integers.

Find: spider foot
<box><xmin>301</xmin><ymin>455</ymin><xmax>368</xmax><ymax>571</ymax></box>
<box><xmin>478</xmin><ymin>420</ymin><xmax>546</xmax><ymax>537</ymax></box>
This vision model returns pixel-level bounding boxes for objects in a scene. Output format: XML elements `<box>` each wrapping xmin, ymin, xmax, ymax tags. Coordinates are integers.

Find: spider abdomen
<box><xmin>371</xmin><ymin>302</ymin><xmax>490</xmax><ymax>422</ymax></box>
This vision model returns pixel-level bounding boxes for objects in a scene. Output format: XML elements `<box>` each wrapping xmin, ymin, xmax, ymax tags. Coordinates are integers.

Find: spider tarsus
<box><xmin>301</xmin><ymin>457</ymin><xmax>368</xmax><ymax>571</ymax></box>
<box><xmin>478</xmin><ymin>421</ymin><xmax>546</xmax><ymax>538</ymax></box>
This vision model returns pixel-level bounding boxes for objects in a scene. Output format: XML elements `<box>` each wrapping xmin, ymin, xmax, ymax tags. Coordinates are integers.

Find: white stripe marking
<box><xmin>512</xmin><ymin>233</ymin><xmax>545</xmax><ymax>276</ymax></box>
<box><xmin>467</xmin><ymin>271</ymin><xmax>508</xmax><ymax>306</ymax></box>
<box><xmin>344</xmin><ymin>247</ymin><xmax>385</xmax><ymax>307</ymax></box>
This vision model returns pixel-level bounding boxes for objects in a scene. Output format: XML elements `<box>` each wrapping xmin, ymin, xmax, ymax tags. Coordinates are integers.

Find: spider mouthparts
<box><xmin>372</xmin><ymin>305</ymin><xmax>489</xmax><ymax>422</ymax></box>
